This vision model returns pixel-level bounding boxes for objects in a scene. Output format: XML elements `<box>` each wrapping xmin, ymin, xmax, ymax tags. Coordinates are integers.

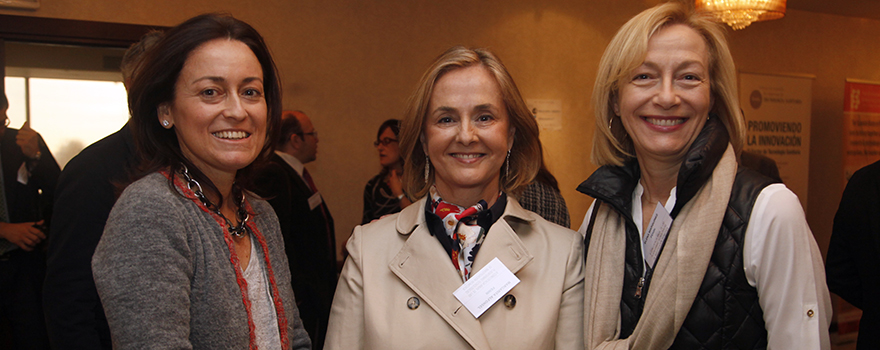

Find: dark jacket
<box><xmin>1</xmin><ymin>127</ymin><xmax>60</xmax><ymax>224</ymax></box>
<box><xmin>254</xmin><ymin>153</ymin><xmax>337</xmax><ymax>350</ymax></box>
<box><xmin>827</xmin><ymin>159</ymin><xmax>880</xmax><ymax>349</ymax></box>
<box><xmin>578</xmin><ymin>117</ymin><xmax>775</xmax><ymax>349</ymax></box>
<box><xmin>44</xmin><ymin>123</ymin><xmax>135</xmax><ymax>349</ymax></box>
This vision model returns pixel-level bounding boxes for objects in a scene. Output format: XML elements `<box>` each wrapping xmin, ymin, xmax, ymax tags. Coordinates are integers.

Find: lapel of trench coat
<box><xmin>388</xmin><ymin>197</ymin><xmax>535</xmax><ymax>350</ymax></box>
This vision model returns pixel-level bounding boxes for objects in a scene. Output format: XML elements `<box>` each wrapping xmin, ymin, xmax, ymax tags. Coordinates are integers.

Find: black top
<box><xmin>361</xmin><ymin>171</ymin><xmax>403</xmax><ymax>224</ymax></box>
<box><xmin>44</xmin><ymin>123</ymin><xmax>134</xmax><ymax>349</ymax></box>
<box><xmin>1</xmin><ymin>127</ymin><xmax>60</xmax><ymax>225</ymax></box>
<box><xmin>253</xmin><ymin>153</ymin><xmax>337</xmax><ymax>350</ymax></box>
<box><xmin>827</xmin><ymin>159</ymin><xmax>880</xmax><ymax>350</ymax></box>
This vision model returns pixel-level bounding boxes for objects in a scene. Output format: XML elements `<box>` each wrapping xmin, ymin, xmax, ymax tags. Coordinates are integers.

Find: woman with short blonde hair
<box><xmin>578</xmin><ymin>3</ymin><xmax>830</xmax><ymax>349</ymax></box>
<box><xmin>590</xmin><ymin>2</ymin><xmax>744</xmax><ymax>167</ymax></box>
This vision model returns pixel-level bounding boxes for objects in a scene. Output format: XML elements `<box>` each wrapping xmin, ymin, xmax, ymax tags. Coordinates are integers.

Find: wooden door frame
<box><xmin>0</xmin><ymin>14</ymin><xmax>167</xmax><ymax>92</ymax></box>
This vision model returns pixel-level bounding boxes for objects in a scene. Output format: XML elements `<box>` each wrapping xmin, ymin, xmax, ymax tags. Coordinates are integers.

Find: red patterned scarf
<box><xmin>429</xmin><ymin>186</ymin><xmax>490</xmax><ymax>281</ymax></box>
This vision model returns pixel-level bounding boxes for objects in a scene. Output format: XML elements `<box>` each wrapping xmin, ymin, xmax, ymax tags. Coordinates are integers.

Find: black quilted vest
<box><xmin>578</xmin><ymin>117</ymin><xmax>776</xmax><ymax>349</ymax></box>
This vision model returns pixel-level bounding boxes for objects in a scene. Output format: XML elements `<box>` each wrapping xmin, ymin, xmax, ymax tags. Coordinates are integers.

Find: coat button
<box><xmin>407</xmin><ymin>296</ymin><xmax>420</xmax><ymax>310</ymax></box>
<box><xmin>807</xmin><ymin>309</ymin><xmax>814</xmax><ymax>318</ymax></box>
<box><xmin>503</xmin><ymin>294</ymin><xmax>516</xmax><ymax>309</ymax></box>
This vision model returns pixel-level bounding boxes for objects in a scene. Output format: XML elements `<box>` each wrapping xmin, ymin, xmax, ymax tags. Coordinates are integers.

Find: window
<box><xmin>4</xmin><ymin>76</ymin><xmax>129</xmax><ymax>168</ymax></box>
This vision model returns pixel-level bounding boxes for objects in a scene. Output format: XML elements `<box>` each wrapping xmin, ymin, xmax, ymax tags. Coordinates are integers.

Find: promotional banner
<box><xmin>843</xmin><ymin>80</ymin><xmax>880</xmax><ymax>182</ymax></box>
<box><xmin>739</xmin><ymin>72</ymin><xmax>813</xmax><ymax>210</ymax></box>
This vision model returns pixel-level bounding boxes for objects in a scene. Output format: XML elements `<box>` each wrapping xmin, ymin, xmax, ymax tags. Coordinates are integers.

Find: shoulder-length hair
<box><xmin>376</xmin><ymin>118</ymin><xmax>401</xmax><ymax>140</ymax></box>
<box><xmin>399</xmin><ymin>46</ymin><xmax>541</xmax><ymax>199</ymax></box>
<box><xmin>128</xmin><ymin>13</ymin><xmax>281</xmax><ymax>205</ymax></box>
<box><xmin>591</xmin><ymin>2</ymin><xmax>744</xmax><ymax>166</ymax></box>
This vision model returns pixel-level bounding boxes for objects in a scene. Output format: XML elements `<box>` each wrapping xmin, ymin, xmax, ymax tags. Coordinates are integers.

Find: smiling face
<box><xmin>376</xmin><ymin>127</ymin><xmax>401</xmax><ymax>168</ymax></box>
<box><xmin>160</xmin><ymin>38</ymin><xmax>267</xmax><ymax>184</ymax></box>
<box><xmin>423</xmin><ymin>65</ymin><xmax>513</xmax><ymax>203</ymax></box>
<box><xmin>614</xmin><ymin>24</ymin><xmax>713</xmax><ymax>166</ymax></box>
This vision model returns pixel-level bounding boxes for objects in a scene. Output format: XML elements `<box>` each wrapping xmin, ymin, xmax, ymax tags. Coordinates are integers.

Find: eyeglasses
<box><xmin>373</xmin><ymin>138</ymin><xmax>399</xmax><ymax>147</ymax></box>
<box><xmin>299</xmin><ymin>131</ymin><xmax>318</xmax><ymax>138</ymax></box>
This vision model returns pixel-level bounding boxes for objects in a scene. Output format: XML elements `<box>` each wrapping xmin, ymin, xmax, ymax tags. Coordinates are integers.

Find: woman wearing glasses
<box><xmin>361</xmin><ymin>119</ymin><xmax>411</xmax><ymax>224</ymax></box>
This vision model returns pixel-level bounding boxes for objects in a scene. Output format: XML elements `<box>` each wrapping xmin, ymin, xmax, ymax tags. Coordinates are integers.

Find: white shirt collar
<box><xmin>275</xmin><ymin>150</ymin><xmax>305</xmax><ymax>178</ymax></box>
<box><xmin>631</xmin><ymin>182</ymin><xmax>677</xmax><ymax>237</ymax></box>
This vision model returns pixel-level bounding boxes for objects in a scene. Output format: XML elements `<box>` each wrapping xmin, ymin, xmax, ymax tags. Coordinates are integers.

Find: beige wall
<box><xmin>4</xmin><ymin>0</ymin><xmax>878</xmax><ymax>258</ymax></box>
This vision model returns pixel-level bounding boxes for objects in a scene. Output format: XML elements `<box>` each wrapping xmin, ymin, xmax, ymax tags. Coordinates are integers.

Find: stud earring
<box><xmin>162</xmin><ymin>120</ymin><xmax>170</xmax><ymax>128</ymax></box>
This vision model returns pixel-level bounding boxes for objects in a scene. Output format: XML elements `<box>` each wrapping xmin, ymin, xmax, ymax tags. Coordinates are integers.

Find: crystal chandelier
<box><xmin>695</xmin><ymin>0</ymin><xmax>786</xmax><ymax>30</ymax></box>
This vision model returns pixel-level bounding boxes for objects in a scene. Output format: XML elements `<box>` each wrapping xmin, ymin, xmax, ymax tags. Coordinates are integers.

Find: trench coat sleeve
<box><xmin>556</xmin><ymin>225</ymin><xmax>586</xmax><ymax>349</ymax></box>
<box><xmin>325</xmin><ymin>224</ymin><xmax>366</xmax><ymax>349</ymax></box>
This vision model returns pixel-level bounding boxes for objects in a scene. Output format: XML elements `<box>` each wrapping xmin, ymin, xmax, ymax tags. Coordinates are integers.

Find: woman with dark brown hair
<box><xmin>361</xmin><ymin>118</ymin><xmax>411</xmax><ymax>224</ymax></box>
<box><xmin>92</xmin><ymin>14</ymin><xmax>310</xmax><ymax>349</ymax></box>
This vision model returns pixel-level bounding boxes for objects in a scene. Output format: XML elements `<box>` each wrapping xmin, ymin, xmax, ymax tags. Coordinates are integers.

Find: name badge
<box><xmin>308</xmin><ymin>192</ymin><xmax>323</xmax><ymax>210</ymax></box>
<box><xmin>643</xmin><ymin>202</ymin><xmax>673</xmax><ymax>269</ymax></box>
<box><xmin>453</xmin><ymin>257</ymin><xmax>520</xmax><ymax>318</ymax></box>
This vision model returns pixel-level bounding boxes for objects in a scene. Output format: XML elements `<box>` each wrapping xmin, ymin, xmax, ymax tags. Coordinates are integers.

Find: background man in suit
<box><xmin>827</xmin><ymin>159</ymin><xmax>880</xmax><ymax>349</ymax></box>
<box><xmin>0</xmin><ymin>93</ymin><xmax>61</xmax><ymax>349</ymax></box>
<box><xmin>255</xmin><ymin>111</ymin><xmax>336</xmax><ymax>350</ymax></box>
<box><xmin>42</xmin><ymin>31</ymin><xmax>162</xmax><ymax>349</ymax></box>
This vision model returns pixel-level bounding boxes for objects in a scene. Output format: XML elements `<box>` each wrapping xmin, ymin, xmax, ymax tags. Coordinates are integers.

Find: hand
<box><xmin>16</xmin><ymin>121</ymin><xmax>41</xmax><ymax>159</ymax></box>
<box><xmin>387</xmin><ymin>169</ymin><xmax>404</xmax><ymax>197</ymax></box>
<box><xmin>387</xmin><ymin>169</ymin><xmax>411</xmax><ymax>209</ymax></box>
<box><xmin>0</xmin><ymin>220</ymin><xmax>46</xmax><ymax>251</ymax></box>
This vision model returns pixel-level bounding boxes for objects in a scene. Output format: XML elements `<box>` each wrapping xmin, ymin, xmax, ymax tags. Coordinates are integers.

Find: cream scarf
<box><xmin>584</xmin><ymin>145</ymin><xmax>737</xmax><ymax>350</ymax></box>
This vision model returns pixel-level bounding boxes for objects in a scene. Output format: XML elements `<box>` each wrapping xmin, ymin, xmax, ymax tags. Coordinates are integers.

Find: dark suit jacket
<box><xmin>43</xmin><ymin>124</ymin><xmax>135</xmax><ymax>349</ymax></box>
<box><xmin>827</xmin><ymin>159</ymin><xmax>880</xmax><ymax>349</ymax></box>
<box><xmin>0</xmin><ymin>127</ymin><xmax>59</xmax><ymax>348</ymax></box>
<box><xmin>1</xmin><ymin>128</ymin><xmax>60</xmax><ymax>224</ymax></box>
<box><xmin>254</xmin><ymin>153</ymin><xmax>337</xmax><ymax>349</ymax></box>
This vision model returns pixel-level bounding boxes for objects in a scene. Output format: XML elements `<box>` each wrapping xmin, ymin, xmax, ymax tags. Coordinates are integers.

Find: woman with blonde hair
<box><xmin>326</xmin><ymin>46</ymin><xmax>584</xmax><ymax>349</ymax></box>
<box><xmin>577</xmin><ymin>2</ymin><xmax>830</xmax><ymax>349</ymax></box>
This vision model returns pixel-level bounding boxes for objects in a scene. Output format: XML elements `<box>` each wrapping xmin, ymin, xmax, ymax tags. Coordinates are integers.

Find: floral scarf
<box><xmin>428</xmin><ymin>186</ymin><xmax>491</xmax><ymax>281</ymax></box>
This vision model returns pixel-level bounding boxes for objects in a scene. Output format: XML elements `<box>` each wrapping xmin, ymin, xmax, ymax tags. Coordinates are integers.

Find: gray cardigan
<box><xmin>92</xmin><ymin>172</ymin><xmax>311</xmax><ymax>349</ymax></box>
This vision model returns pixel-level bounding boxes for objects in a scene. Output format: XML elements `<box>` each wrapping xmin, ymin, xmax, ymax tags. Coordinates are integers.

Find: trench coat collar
<box><xmin>390</xmin><ymin>196</ymin><xmax>536</xmax><ymax>350</ymax></box>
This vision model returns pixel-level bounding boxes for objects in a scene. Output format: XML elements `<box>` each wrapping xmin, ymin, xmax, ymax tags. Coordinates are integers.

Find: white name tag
<box><xmin>308</xmin><ymin>192</ymin><xmax>323</xmax><ymax>210</ymax></box>
<box><xmin>643</xmin><ymin>202</ymin><xmax>673</xmax><ymax>269</ymax></box>
<box><xmin>453</xmin><ymin>257</ymin><xmax>520</xmax><ymax>318</ymax></box>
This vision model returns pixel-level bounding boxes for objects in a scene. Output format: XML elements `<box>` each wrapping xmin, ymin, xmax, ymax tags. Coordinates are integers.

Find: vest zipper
<box><xmin>635</xmin><ymin>277</ymin><xmax>645</xmax><ymax>299</ymax></box>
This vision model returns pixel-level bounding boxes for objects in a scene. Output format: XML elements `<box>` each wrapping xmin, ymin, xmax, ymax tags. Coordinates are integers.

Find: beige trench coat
<box><xmin>325</xmin><ymin>197</ymin><xmax>584</xmax><ymax>349</ymax></box>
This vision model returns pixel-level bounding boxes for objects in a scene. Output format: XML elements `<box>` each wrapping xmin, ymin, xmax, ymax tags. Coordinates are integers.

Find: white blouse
<box><xmin>578</xmin><ymin>183</ymin><xmax>831</xmax><ymax>349</ymax></box>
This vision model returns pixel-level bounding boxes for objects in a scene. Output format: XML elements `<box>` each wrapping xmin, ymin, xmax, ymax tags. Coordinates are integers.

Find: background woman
<box><xmin>577</xmin><ymin>3</ymin><xmax>830</xmax><ymax>349</ymax></box>
<box><xmin>361</xmin><ymin>118</ymin><xmax>411</xmax><ymax>224</ymax></box>
<box><xmin>92</xmin><ymin>14</ymin><xmax>310</xmax><ymax>349</ymax></box>
<box><xmin>326</xmin><ymin>46</ymin><xmax>584</xmax><ymax>349</ymax></box>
